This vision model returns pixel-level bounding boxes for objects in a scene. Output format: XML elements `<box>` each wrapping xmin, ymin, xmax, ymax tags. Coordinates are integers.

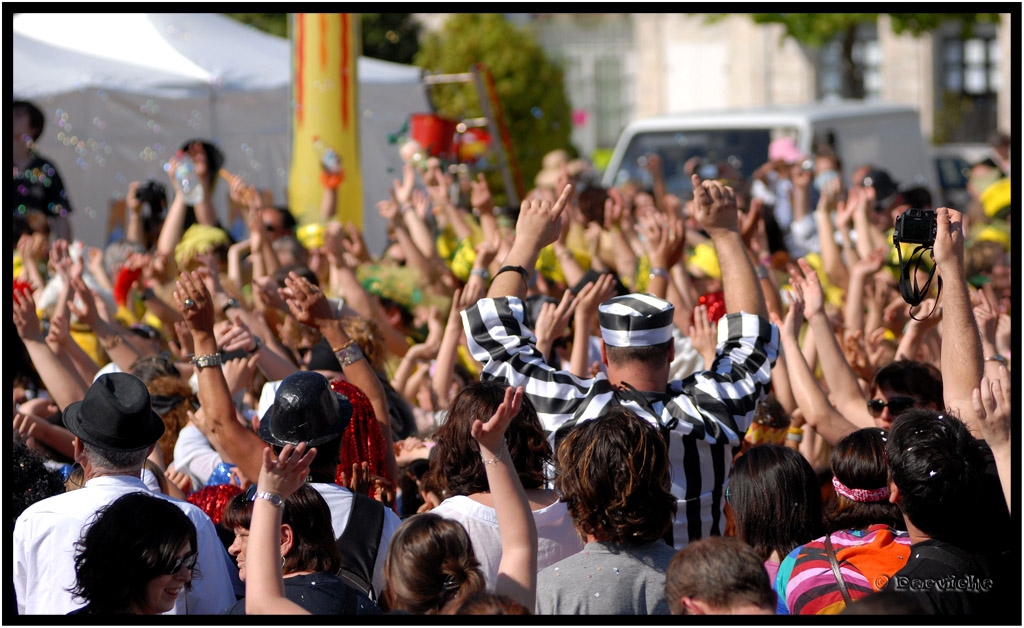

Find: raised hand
<box><xmin>174</xmin><ymin>270</ymin><xmax>216</xmax><ymax>335</ymax></box>
<box><xmin>690</xmin><ymin>174</ymin><xmax>739</xmax><ymax>236</ymax></box>
<box><xmin>972</xmin><ymin>368</ymin><xmax>1011</xmax><ymax>450</ymax></box>
<box><xmin>931</xmin><ymin>207</ymin><xmax>965</xmax><ymax>271</ymax></box>
<box><xmin>13</xmin><ymin>289</ymin><xmax>44</xmax><ymax>342</ymax></box>
<box><xmin>534</xmin><ymin>290</ymin><xmax>577</xmax><ymax>358</ymax></box>
<box><xmin>574</xmin><ymin>273</ymin><xmax>617</xmax><ymax>323</ymax></box>
<box><xmin>689</xmin><ymin>304</ymin><xmax>718</xmax><ymax>368</ymax></box>
<box><xmin>470</xmin><ymin>173</ymin><xmax>495</xmax><ymax>214</ymax></box>
<box><xmin>281</xmin><ymin>272</ymin><xmax>334</xmax><ymax>331</ymax></box>
<box><xmin>789</xmin><ymin>258</ymin><xmax>826</xmax><ymax>319</ymax></box>
<box><xmin>259</xmin><ymin>442</ymin><xmax>317</xmax><ymax>501</ymax></box>
<box><xmin>515</xmin><ymin>183</ymin><xmax>574</xmax><ymax>254</ymax></box>
<box><xmin>471</xmin><ymin>386</ymin><xmax>523</xmax><ymax>453</ymax></box>
<box><xmin>393</xmin><ymin>162</ymin><xmax>416</xmax><ymax>206</ymax></box>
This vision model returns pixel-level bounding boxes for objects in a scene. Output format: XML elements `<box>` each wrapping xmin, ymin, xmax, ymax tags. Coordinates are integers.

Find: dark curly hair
<box><xmin>11</xmin><ymin>440</ymin><xmax>66</xmax><ymax>527</ymax></box>
<box><xmin>554</xmin><ymin>406</ymin><xmax>676</xmax><ymax>544</ymax></box>
<box><xmin>70</xmin><ymin>492</ymin><xmax>198</xmax><ymax>613</ymax></box>
<box><xmin>382</xmin><ymin>513</ymin><xmax>485</xmax><ymax>614</ymax></box>
<box><xmin>428</xmin><ymin>380</ymin><xmax>551</xmax><ymax>497</ymax></box>
<box><xmin>885</xmin><ymin>410</ymin><xmax>984</xmax><ymax>543</ymax></box>
<box><xmin>823</xmin><ymin>428</ymin><xmax>904</xmax><ymax>532</ymax></box>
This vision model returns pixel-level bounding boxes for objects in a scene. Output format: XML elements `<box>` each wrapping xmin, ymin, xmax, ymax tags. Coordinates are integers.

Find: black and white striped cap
<box><xmin>597</xmin><ymin>293</ymin><xmax>675</xmax><ymax>347</ymax></box>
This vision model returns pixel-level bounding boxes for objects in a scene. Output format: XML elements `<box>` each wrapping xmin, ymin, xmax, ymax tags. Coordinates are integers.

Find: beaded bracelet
<box><xmin>480</xmin><ymin>438</ymin><xmax>507</xmax><ymax>465</ymax></box>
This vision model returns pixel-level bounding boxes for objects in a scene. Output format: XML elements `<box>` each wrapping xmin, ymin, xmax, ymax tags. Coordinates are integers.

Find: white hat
<box><xmin>598</xmin><ymin>294</ymin><xmax>675</xmax><ymax>347</ymax></box>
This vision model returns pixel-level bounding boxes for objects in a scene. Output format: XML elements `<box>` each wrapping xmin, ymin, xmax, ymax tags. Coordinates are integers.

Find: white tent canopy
<box><xmin>13</xmin><ymin>13</ymin><xmax>429</xmax><ymax>252</ymax></box>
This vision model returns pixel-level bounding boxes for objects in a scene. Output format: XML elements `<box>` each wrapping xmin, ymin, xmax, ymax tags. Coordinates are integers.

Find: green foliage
<box><xmin>361</xmin><ymin>13</ymin><xmax>421</xmax><ymax>64</ymax></box>
<box><xmin>224</xmin><ymin>13</ymin><xmax>288</xmax><ymax>38</ymax></box>
<box><xmin>414</xmin><ymin>13</ymin><xmax>573</xmax><ymax>205</ymax></box>
<box><xmin>708</xmin><ymin>13</ymin><xmax>1003</xmax><ymax>48</ymax></box>
<box><xmin>223</xmin><ymin>13</ymin><xmax>423</xmax><ymax>63</ymax></box>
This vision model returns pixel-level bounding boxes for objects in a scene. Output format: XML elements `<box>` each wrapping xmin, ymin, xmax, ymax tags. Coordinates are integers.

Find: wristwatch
<box><xmin>191</xmin><ymin>353</ymin><xmax>223</xmax><ymax>369</ymax></box>
<box><xmin>221</xmin><ymin>297</ymin><xmax>241</xmax><ymax>314</ymax></box>
<box><xmin>255</xmin><ymin>491</ymin><xmax>284</xmax><ymax>508</ymax></box>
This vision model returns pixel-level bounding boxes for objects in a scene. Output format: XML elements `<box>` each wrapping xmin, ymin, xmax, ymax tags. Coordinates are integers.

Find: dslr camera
<box><xmin>893</xmin><ymin>208</ymin><xmax>936</xmax><ymax>246</ymax></box>
<box><xmin>135</xmin><ymin>180</ymin><xmax>168</xmax><ymax>219</ymax></box>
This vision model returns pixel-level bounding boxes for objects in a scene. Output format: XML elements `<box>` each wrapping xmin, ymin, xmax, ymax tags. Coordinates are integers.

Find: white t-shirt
<box><xmin>431</xmin><ymin>494</ymin><xmax>584</xmax><ymax>590</ymax></box>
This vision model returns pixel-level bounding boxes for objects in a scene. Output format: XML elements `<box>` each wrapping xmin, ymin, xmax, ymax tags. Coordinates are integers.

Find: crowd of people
<box><xmin>11</xmin><ymin>94</ymin><xmax>1015</xmax><ymax>617</ymax></box>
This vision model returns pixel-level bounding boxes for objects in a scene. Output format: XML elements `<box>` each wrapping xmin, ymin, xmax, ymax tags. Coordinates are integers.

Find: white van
<box><xmin>601</xmin><ymin>101</ymin><xmax>940</xmax><ymax>203</ymax></box>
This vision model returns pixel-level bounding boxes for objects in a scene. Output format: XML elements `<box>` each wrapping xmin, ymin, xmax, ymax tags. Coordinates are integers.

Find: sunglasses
<box><xmin>724</xmin><ymin>484</ymin><xmax>732</xmax><ymax>505</ymax></box>
<box><xmin>164</xmin><ymin>551</ymin><xmax>198</xmax><ymax>575</ymax></box>
<box><xmin>867</xmin><ymin>396</ymin><xmax>918</xmax><ymax>418</ymax></box>
<box><xmin>129</xmin><ymin>324</ymin><xmax>161</xmax><ymax>341</ymax></box>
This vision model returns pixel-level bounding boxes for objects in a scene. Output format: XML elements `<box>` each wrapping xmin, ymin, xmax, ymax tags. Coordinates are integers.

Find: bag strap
<box><xmin>336</xmin><ymin>491</ymin><xmax>386</xmax><ymax>601</ymax></box>
<box><xmin>823</xmin><ymin>534</ymin><xmax>854</xmax><ymax>605</ymax></box>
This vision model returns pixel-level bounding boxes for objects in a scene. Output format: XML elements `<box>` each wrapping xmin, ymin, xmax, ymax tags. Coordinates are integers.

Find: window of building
<box><xmin>938</xmin><ymin>27</ymin><xmax>998</xmax><ymax>143</ymax></box>
<box><xmin>817</xmin><ymin>23</ymin><xmax>880</xmax><ymax>101</ymax></box>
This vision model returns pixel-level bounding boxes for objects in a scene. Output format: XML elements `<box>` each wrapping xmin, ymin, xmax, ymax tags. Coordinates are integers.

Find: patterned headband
<box><xmin>832</xmin><ymin>476</ymin><xmax>891</xmax><ymax>503</ymax></box>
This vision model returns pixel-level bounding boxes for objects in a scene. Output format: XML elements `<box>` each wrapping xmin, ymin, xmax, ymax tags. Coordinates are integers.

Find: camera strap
<box><xmin>894</xmin><ymin>241</ymin><xmax>941</xmax><ymax>321</ymax></box>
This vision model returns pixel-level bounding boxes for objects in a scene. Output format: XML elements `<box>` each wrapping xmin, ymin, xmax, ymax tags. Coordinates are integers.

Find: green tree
<box><xmin>224</xmin><ymin>13</ymin><xmax>420</xmax><ymax>64</ymax></box>
<box><xmin>224</xmin><ymin>13</ymin><xmax>288</xmax><ymax>38</ymax></box>
<box><xmin>709</xmin><ymin>13</ymin><xmax>1002</xmax><ymax>99</ymax></box>
<box><xmin>361</xmin><ymin>13</ymin><xmax>421</xmax><ymax>64</ymax></box>
<box><xmin>414</xmin><ymin>13</ymin><xmax>572</xmax><ymax>205</ymax></box>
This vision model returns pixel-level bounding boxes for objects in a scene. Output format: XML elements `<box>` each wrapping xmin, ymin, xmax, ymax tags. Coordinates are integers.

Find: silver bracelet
<box><xmin>332</xmin><ymin>340</ymin><xmax>364</xmax><ymax>367</ymax></box>
<box><xmin>480</xmin><ymin>438</ymin><xmax>507</xmax><ymax>465</ymax></box>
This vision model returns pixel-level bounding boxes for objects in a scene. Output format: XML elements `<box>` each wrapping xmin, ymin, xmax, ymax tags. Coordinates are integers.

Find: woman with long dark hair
<box><xmin>728</xmin><ymin>444</ymin><xmax>825</xmax><ymax>588</ymax></box>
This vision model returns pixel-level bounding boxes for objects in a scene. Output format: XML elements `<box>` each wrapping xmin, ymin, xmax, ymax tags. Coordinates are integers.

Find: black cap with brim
<box><xmin>63</xmin><ymin>373</ymin><xmax>165</xmax><ymax>450</ymax></box>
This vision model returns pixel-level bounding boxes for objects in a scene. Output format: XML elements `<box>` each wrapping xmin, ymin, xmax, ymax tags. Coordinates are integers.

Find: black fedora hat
<box><xmin>258</xmin><ymin>371</ymin><xmax>352</xmax><ymax>448</ymax></box>
<box><xmin>63</xmin><ymin>373</ymin><xmax>165</xmax><ymax>450</ymax></box>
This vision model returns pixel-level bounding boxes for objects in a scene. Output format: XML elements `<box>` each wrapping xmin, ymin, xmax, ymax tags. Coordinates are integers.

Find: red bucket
<box><xmin>410</xmin><ymin>113</ymin><xmax>457</xmax><ymax>158</ymax></box>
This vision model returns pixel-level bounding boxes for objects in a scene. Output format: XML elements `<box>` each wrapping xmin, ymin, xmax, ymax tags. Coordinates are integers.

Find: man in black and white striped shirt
<box><xmin>462</xmin><ymin>175</ymin><xmax>778</xmax><ymax>550</ymax></box>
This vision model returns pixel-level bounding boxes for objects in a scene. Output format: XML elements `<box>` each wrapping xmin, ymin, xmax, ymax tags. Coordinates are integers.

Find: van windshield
<box><xmin>610</xmin><ymin>128</ymin><xmax>776</xmax><ymax>196</ymax></box>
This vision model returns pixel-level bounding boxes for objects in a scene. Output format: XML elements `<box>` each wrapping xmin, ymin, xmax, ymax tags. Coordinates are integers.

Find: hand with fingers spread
<box><xmin>13</xmin><ymin>289</ymin><xmax>45</xmax><ymax>343</ymax></box>
<box><xmin>342</xmin><ymin>223</ymin><xmax>371</xmax><ymax>264</ymax></box>
<box><xmin>789</xmin><ymin>258</ymin><xmax>825</xmax><ymax>320</ymax></box>
<box><xmin>534</xmin><ymin>290</ymin><xmax>577</xmax><ymax>361</ymax></box>
<box><xmin>259</xmin><ymin>442</ymin><xmax>318</xmax><ymax>500</ymax></box>
<box><xmin>689</xmin><ymin>304</ymin><xmax>718</xmax><ymax>368</ymax></box>
<box><xmin>972</xmin><ymin>368</ymin><xmax>1011</xmax><ymax>451</ymax></box>
<box><xmin>281</xmin><ymin>272</ymin><xmax>334</xmax><ymax>332</ymax></box>
<box><xmin>651</xmin><ymin>213</ymin><xmax>686</xmax><ymax>271</ymax></box>
<box><xmin>472</xmin><ymin>386</ymin><xmax>522</xmax><ymax>455</ymax></box>
<box><xmin>393</xmin><ymin>162</ymin><xmax>416</xmax><ymax>207</ymax></box>
<box><xmin>45</xmin><ymin>311</ymin><xmax>74</xmax><ymax>350</ymax></box>
<box><xmin>574</xmin><ymin>273</ymin><xmax>617</xmax><ymax>327</ymax></box>
<box><xmin>470</xmin><ymin>173</ymin><xmax>495</xmax><ymax>215</ymax></box>
<box><xmin>170</xmin><ymin>320</ymin><xmax>195</xmax><ymax>361</ymax></box>
<box><xmin>222</xmin><ymin>352</ymin><xmax>259</xmax><ymax>398</ymax></box>
<box><xmin>972</xmin><ymin>366</ymin><xmax>1012</xmax><ymax>512</ymax></box>
<box><xmin>339</xmin><ymin>461</ymin><xmax>373</xmax><ymax>496</ymax></box>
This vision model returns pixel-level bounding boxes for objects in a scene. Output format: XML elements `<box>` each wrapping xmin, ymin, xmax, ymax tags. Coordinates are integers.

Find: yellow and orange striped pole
<box><xmin>289</xmin><ymin>13</ymin><xmax>362</xmax><ymax>227</ymax></box>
